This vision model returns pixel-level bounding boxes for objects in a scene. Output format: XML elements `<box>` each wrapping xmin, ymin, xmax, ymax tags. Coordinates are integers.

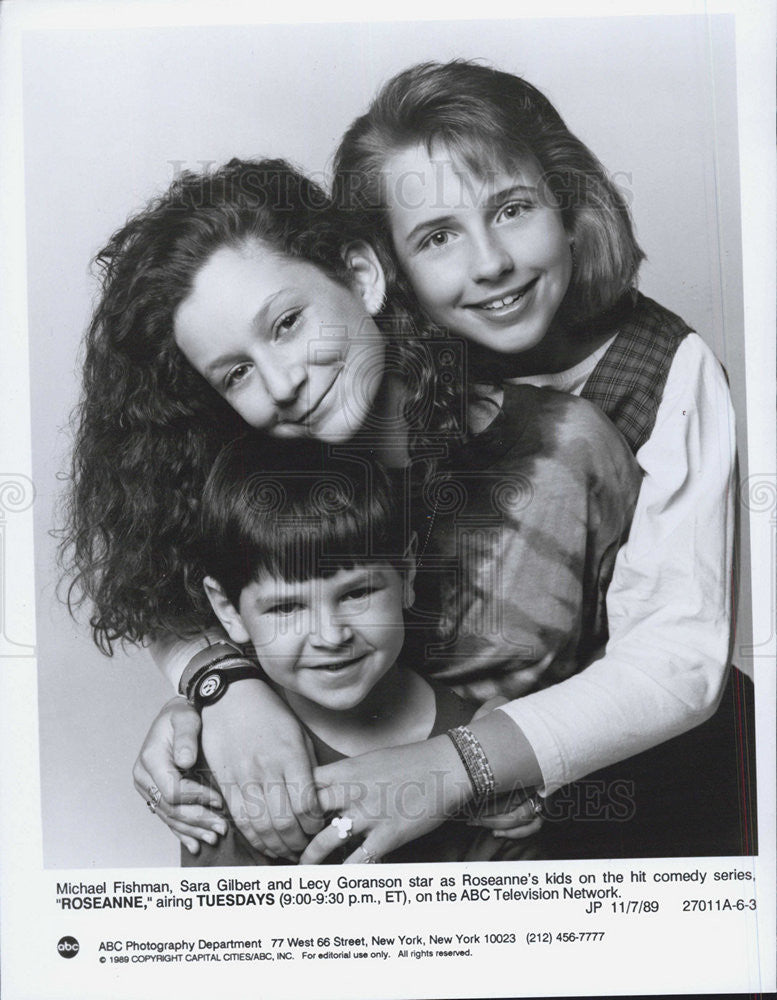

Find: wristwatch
<box><xmin>188</xmin><ymin>661</ymin><xmax>264</xmax><ymax>710</ymax></box>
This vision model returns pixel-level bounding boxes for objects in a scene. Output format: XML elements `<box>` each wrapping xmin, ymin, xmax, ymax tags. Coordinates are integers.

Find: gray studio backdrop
<box><xmin>23</xmin><ymin>15</ymin><xmax>746</xmax><ymax>868</ymax></box>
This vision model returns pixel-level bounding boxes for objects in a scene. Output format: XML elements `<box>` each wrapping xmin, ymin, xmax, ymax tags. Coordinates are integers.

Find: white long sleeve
<box><xmin>499</xmin><ymin>334</ymin><xmax>736</xmax><ymax>792</ymax></box>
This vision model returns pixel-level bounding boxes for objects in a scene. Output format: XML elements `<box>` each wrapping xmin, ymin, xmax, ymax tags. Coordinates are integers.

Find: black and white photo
<box><xmin>1</xmin><ymin>4</ymin><xmax>774</xmax><ymax>999</ymax></box>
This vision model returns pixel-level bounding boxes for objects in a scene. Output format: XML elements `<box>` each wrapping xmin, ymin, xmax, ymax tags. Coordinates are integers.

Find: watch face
<box><xmin>198</xmin><ymin>672</ymin><xmax>224</xmax><ymax>701</ymax></box>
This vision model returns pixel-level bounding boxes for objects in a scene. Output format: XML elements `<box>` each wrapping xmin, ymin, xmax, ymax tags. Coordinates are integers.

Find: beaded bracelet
<box><xmin>446</xmin><ymin>725</ymin><xmax>496</xmax><ymax>801</ymax></box>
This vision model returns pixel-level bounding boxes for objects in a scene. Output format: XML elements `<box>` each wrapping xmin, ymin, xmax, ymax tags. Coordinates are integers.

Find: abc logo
<box><xmin>57</xmin><ymin>936</ymin><xmax>80</xmax><ymax>958</ymax></box>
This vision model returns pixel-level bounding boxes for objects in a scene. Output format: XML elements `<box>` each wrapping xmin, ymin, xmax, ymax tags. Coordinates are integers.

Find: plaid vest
<box><xmin>580</xmin><ymin>292</ymin><xmax>692</xmax><ymax>454</ymax></box>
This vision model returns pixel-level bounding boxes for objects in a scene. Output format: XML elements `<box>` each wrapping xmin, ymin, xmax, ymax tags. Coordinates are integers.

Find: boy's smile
<box><xmin>231</xmin><ymin>565</ymin><xmax>407</xmax><ymax>716</ymax></box>
<box><xmin>383</xmin><ymin>144</ymin><xmax>574</xmax><ymax>369</ymax></box>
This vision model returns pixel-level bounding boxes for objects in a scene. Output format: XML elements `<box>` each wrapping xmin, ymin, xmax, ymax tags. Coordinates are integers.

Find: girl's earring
<box><xmin>569</xmin><ymin>240</ymin><xmax>576</xmax><ymax>270</ymax></box>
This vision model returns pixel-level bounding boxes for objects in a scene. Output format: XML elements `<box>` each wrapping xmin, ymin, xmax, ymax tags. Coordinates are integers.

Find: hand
<box><xmin>133</xmin><ymin>697</ymin><xmax>228</xmax><ymax>855</ymax></box>
<box><xmin>466</xmin><ymin>792</ymin><xmax>544</xmax><ymax>840</ymax></box>
<box><xmin>199</xmin><ymin>678</ymin><xmax>323</xmax><ymax>860</ymax></box>
<box><xmin>299</xmin><ymin>735</ymin><xmax>471</xmax><ymax>865</ymax></box>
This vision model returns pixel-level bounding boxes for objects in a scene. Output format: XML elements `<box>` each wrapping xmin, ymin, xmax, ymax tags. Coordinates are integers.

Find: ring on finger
<box><xmin>527</xmin><ymin>794</ymin><xmax>544</xmax><ymax>818</ymax></box>
<box><xmin>357</xmin><ymin>844</ymin><xmax>379</xmax><ymax>864</ymax></box>
<box><xmin>146</xmin><ymin>800</ymin><xmax>157</xmax><ymax>815</ymax></box>
<box><xmin>147</xmin><ymin>784</ymin><xmax>162</xmax><ymax>806</ymax></box>
<box><xmin>330</xmin><ymin>815</ymin><xmax>353</xmax><ymax>841</ymax></box>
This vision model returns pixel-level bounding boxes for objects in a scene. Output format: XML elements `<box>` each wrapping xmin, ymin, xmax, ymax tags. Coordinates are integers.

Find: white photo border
<box><xmin>1</xmin><ymin>2</ymin><xmax>774</xmax><ymax>998</ymax></box>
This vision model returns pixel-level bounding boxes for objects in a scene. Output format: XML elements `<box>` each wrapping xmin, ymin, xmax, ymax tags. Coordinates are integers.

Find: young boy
<box><xmin>186</xmin><ymin>435</ymin><xmax>536</xmax><ymax>867</ymax></box>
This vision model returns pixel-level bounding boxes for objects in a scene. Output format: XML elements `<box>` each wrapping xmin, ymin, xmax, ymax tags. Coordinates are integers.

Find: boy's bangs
<box><xmin>230</xmin><ymin>466</ymin><xmax>405</xmax><ymax>588</ymax></box>
<box><xmin>244</xmin><ymin>505</ymin><xmax>388</xmax><ymax>585</ymax></box>
<box><xmin>202</xmin><ymin>437</ymin><xmax>408</xmax><ymax>603</ymax></box>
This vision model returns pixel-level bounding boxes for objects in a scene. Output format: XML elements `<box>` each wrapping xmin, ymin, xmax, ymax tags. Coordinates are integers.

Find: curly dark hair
<box><xmin>61</xmin><ymin>158</ymin><xmax>385</xmax><ymax>653</ymax></box>
<box><xmin>332</xmin><ymin>60</ymin><xmax>644</xmax><ymax>328</ymax></box>
<box><xmin>61</xmin><ymin>156</ymin><xmax>470</xmax><ymax>654</ymax></box>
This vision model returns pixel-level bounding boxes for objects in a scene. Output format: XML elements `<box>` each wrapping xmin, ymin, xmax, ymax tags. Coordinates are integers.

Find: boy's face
<box><xmin>383</xmin><ymin>143</ymin><xmax>573</xmax><ymax>357</ymax></box>
<box><xmin>232</xmin><ymin>564</ymin><xmax>407</xmax><ymax>712</ymax></box>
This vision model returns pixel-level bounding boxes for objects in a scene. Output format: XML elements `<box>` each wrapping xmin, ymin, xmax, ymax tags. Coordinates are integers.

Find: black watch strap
<box><xmin>189</xmin><ymin>663</ymin><xmax>263</xmax><ymax>710</ymax></box>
